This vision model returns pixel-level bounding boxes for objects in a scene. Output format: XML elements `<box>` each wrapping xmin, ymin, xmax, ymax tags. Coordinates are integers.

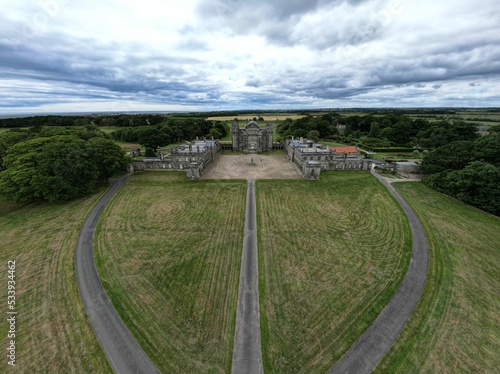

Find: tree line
<box><xmin>111</xmin><ymin>119</ymin><xmax>228</xmax><ymax>151</ymax></box>
<box><xmin>278</xmin><ymin>115</ymin><xmax>498</xmax><ymax>216</ymax></box>
<box><xmin>0</xmin><ymin>126</ymin><xmax>128</xmax><ymax>203</ymax></box>
<box><xmin>276</xmin><ymin>113</ymin><xmax>480</xmax><ymax>148</ymax></box>
<box><xmin>0</xmin><ymin>114</ymin><xmax>169</xmax><ymax>128</ymax></box>
<box><xmin>0</xmin><ymin>117</ymin><xmax>227</xmax><ymax>203</ymax></box>
<box><xmin>420</xmin><ymin>127</ymin><xmax>500</xmax><ymax>216</ymax></box>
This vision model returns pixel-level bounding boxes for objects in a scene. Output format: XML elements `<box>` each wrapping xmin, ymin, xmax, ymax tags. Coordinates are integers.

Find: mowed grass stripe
<box><xmin>375</xmin><ymin>182</ymin><xmax>500</xmax><ymax>373</ymax></box>
<box><xmin>0</xmin><ymin>194</ymin><xmax>112</xmax><ymax>373</ymax></box>
<box><xmin>257</xmin><ymin>172</ymin><xmax>412</xmax><ymax>373</ymax></box>
<box><xmin>95</xmin><ymin>172</ymin><xmax>246</xmax><ymax>373</ymax></box>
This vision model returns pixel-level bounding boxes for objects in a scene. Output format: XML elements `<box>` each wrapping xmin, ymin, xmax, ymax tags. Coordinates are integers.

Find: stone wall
<box><xmin>130</xmin><ymin>139</ymin><xmax>221</xmax><ymax>179</ymax></box>
<box><xmin>285</xmin><ymin>138</ymin><xmax>372</xmax><ymax>179</ymax></box>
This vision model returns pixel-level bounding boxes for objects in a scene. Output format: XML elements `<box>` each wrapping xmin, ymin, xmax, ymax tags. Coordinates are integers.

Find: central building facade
<box><xmin>232</xmin><ymin>121</ymin><xmax>273</xmax><ymax>153</ymax></box>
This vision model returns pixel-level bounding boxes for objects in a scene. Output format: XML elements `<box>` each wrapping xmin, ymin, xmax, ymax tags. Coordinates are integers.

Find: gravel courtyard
<box><xmin>203</xmin><ymin>154</ymin><xmax>302</xmax><ymax>179</ymax></box>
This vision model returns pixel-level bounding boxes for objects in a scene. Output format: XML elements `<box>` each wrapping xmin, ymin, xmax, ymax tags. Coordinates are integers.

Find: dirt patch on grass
<box><xmin>203</xmin><ymin>155</ymin><xmax>301</xmax><ymax>180</ymax></box>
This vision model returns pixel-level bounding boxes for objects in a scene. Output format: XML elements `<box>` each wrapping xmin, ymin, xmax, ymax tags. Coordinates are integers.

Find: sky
<box><xmin>1</xmin><ymin>0</ymin><xmax>499</xmax><ymax>115</ymax></box>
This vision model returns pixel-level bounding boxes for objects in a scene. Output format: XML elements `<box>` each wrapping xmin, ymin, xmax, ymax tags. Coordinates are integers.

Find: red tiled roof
<box><xmin>330</xmin><ymin>146</ymin><xmax>358</xmax><ymax>154</ymax></box>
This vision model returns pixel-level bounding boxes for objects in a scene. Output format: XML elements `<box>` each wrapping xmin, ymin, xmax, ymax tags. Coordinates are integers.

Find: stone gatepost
<box><xmin>186</xmin><ymin>162</ymin><xmax>202</xmax><ymax>180</ymax></box>
<box><xmin>303</xmin><ymin>161</ymin><xmax>321</xmax><ymax>180</ymax></box>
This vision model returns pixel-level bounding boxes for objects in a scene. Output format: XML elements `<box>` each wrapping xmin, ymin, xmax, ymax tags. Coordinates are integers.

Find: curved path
<box><xmin>231</xmin><ymin>180</ymin><xmax>264</xmax><ymax>374</ymax></box>
<box><xmin>75</xmin><ymin>175</ymin><xmax>159</xmax><ymax>374</ymax></box>
<box><xmin>327</xmin><ymin>173</ymin><xmax>429</xmax><ymax>373</ymax></box>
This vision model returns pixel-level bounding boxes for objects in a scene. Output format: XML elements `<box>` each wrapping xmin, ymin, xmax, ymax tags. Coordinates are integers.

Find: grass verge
<box><xmin>375</xmin><ymin>183</ymin><xmax>500</xmax><ymax>373</ymax></box>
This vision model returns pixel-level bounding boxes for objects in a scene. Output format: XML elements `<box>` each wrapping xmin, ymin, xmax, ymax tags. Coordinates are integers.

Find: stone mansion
<box><xmin>131</xmin><ymin>120</ymin><xmax>371</xmax><ymax>179</ymax></box>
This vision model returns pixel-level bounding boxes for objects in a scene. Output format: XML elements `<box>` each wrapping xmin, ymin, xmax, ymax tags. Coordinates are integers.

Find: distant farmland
<box><xmin>95</xmin><ymin>172</ymin><xmax>246</xmax><ymax>373</ymax></box>
<box><xmin>257</xmin><ymin>172</ymin><xmax>412</xmax><ymax>373</ymax></box>
<box><xmin>207</xmin><ymin>114</ymin><xmax>306</xmax><ymax>122</ymax></box>
<box><xmin>376</xmin><ymin>183</ymin><xmax>500</xmax><ymax>373</ymax></box>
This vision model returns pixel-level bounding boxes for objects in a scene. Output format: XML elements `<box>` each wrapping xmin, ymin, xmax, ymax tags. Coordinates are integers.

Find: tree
<box><xmin>390</xmin><ymin>118</ymin><xmax>412</xmax><ymax>145</ymax></box>
<box><xmin>451</xmin><ymin>121</ymin><xmax>479</xmax><ymax>142</ymax></box>
<box><xmin>420</xmin><ymin>133</ymin><xmax>500</xmax><ymax>216</ymax></box>
<box><xmin>0</xmin><ymin>131</ymin><xmax>31</xmax><ymax>170</ymax></box>
<box><xmin>212</xmin><ymin>122</ymin><xmax>228</xmax><ymax>137</ymax></box>
<box><xmin>420</xmin><ymin>141</ymin><xmax>475</xmax><ymax>174</ymax></box>
<box><xmin>136</xmin><ymin>127</ymin><xmax>170</xmax><ymax>151</ymax></box>
<box><xmin>379</xmin><ymin>127</ymin><xmax>393</xmax><ymax>141</ymax></box>
<box><xmin>316</xmin><ymin>120</ymin><xmax>332</xmax><ymax>138</ymax></box>
<box><xmin>0</xmin><ymin>135</ymin><xmax>128</xmax><ymax>203</ymax></box>
<box><xmin>424</xmin><ymin>162</ymin><xmax>500</xmax><ymax>216</ymax></box>
<box><xmin>209</xmin><ymin>128</ymin><xmax>222</xmax><ymax>139</ymax></box>
<box><xmin>307</xmin><ymin>130</ymin><xmax>320</xmax><ymax>142</ymax></box>
<box><xmin>85</xmin><ymin>137</ymin><xmax>129</xmax><ymax>179</ymax></box>
<box><xmin>473</xmin><ymin>133</ymin><xmax>500</xmax><ymax>167</ymax></box>
<box><xmin>369</xmin><ymin>122</ymin><xmax>380</xmax><ymax>138</ymax></box>
<box><xmin>489</xmin><ymin>124</ymin><xmax>500</xmax><ymax>134</ymax></box>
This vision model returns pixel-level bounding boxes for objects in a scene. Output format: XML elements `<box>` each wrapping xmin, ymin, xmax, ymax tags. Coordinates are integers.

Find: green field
<box><xmin>257</xmin><ymin>172</ymin><xmax>412</xmax><ymax>373</ymax></box>
<box><xmin>375</xmin><ymin>183</ymin><xmax>500</xmax><ymax>373</ymax></box>
<box><xmin>0</xmin><ymin>194</ymin><xmax>111</xmax><ymax>373</ymax></box>
<box><xmin>2</xmin><ymin>157</ymin><xmax>499</xmax><ymax>373</ymax></box>
<box><xmin>95</xmin><ymin>172</ymin><xmax>246</xmax><ymax>373</ymax></box>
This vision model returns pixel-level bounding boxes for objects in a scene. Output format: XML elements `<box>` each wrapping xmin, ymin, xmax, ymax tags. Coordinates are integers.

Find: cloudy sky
<box><xmin>1</xmin><ymin>0</ymin><xmax>499</xmax><ymax>115</ymax></box>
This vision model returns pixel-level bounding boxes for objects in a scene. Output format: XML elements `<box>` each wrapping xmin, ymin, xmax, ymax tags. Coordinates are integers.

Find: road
<box><xmin>231</xmin><ymin>180</ymin><xmax>264</xmax><ymax>374</ymax></box>
<box><xmin>75</xmin><ymin>175</ymin><xmax>160</xmax><ymax>374</ymax></box>
<box><xmin>327</xmin><ymin>172</ymin><xmax>429</xmax><ymax>373</ymax></box>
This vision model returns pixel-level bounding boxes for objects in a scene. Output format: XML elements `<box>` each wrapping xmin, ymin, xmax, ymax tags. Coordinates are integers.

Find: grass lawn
<box><xmin>375</xmin><ymin>183</ymin><xmax>500</xmax><ymax>373</ymax></box>
<box><xmin>220</xmin><ymin>132</ymin><xmax>232</xmax><ymax>142</ymax></box>
<box><xmin>257</xmin><ymin>172</ymin><xmax>412</xmax><ymax>373</ymax></box>
<box><xmin>0</xmin><ymin>194</ymin><xmax>112</xmax><ymax>373</ymax></box>
<box><xmin>95</xmin><ymin>172</ymin><xmax>246</xmax><ymax>373</ymax></box>
<box><xmin>113</xmin><ymin>140</ymin><xmax>142</xmax><ymax>150</ymax></box>
<box><xmin>318</xmin><ymin>140</ymin><xmax>347</xmax><ymax>147</ymax></box>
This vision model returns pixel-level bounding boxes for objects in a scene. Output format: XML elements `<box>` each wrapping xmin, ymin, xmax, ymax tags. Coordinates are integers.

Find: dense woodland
<box><xmin>111</xmin><ymin>119</ymin><xmax>228</xmax><ymax>151</ymax></box>
<box><xmin>276</xmin><ymin>113</ymin><xmax>480</xmax><ymax>149</ymax></box>
<box><xmin>420</xmin><ymin>129</ymin><xmax>500</xmax><ymax>215</ymax></box>
<box><xmin>0</xmin><ymin>117</ymin><xmax>223</xmax><ymax>202</ymax></box>
<box><xmin>0</xmin><ymin>126</ymin><xmax>128</xmax><ymax>202</ymax></box>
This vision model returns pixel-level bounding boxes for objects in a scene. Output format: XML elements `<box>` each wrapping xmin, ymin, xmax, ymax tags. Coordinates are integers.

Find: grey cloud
<box><xmin>246</xmin><ymin>78</ymin><xmax>262</xmax><ymax>87</ymax></box>
<box><xmin>2</xmin><ymin>1</ymin><xmax>500</xmax><ymax>112</ymax></box>
<box><xmin>0</xmin><ymin>29</ymin><xmax>230</xmax><ymax>110</ymax></box>
<box><xmin>0</xmin><ymin>34</ymin><xmax>201</xmax><ymax>96</ymax></box>
<box><xmin>197</xmin><ymin>0</ymin><xmax>323</xmax><ymax>21</ymax></box>
<box><xmin>176</xmin><ymin>38</ymin><xmax>209</xmax><ymax>51</ymax></box>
